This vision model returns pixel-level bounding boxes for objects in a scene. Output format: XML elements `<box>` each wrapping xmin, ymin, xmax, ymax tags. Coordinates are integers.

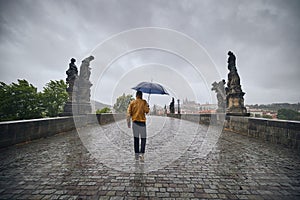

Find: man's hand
<box><xmin>127</xmin><ymin>118</ymin><xmax>131</xmax><ymax>128</ymax></box>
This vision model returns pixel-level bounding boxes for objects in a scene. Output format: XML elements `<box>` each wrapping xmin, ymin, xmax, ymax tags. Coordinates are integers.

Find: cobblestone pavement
<box><xmin>0</xmin><ymin>116</ymin><xmax>299</xmax><ymax>199</ymax></box>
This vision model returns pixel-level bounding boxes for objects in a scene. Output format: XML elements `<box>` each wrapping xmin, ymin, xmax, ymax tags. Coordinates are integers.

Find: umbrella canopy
<box><xmin>132</xmin><ymin>81</ymin><xmax>169</xmax><ymax>95</ymax></box>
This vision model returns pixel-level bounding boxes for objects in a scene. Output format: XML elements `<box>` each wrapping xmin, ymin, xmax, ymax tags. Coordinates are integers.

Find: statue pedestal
<box><xmin>226</xmin><ymin>112</ymin><xmax>250</xmax><ymax>116</ymax></box>
<box><xmin>224</xmin><ymin>51</ymin><xmax>249</xmax><ymax>117</ymax></box>
<box><xmin>226</xmin><ymin>93</ymin><xmax>249</xmax><ymax>116</ymax></box>
<box><xmin>216</xmin><ymin>108</ymin><xmax>226</xmax><ymax>113</ymax></box>
<box><xmin>62</xmin><ymin>102</ymin><xmax>74</xmax><ymax>116</ymax></box>
<box><xmin>62</xmin><ymin>102</ymin><xmax>91</xmax><ymax>116</ymax></box>
<box><xmin>76</xmin><ymin>102</ymin><xmax>92</xmax><ymax>115</ymax></box>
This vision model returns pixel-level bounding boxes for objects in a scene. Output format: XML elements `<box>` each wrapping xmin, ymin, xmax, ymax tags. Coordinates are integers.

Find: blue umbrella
<box><xmin>132</xmin><ymin>81</ymin><xmax>169</xmax><ymax>102</ymax></box>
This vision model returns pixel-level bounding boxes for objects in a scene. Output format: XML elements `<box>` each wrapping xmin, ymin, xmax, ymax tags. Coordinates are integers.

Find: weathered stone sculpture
<box><xmin>63</xmin><ymin>58</ymin><xmax>79</xmax><ymax>115</ymax></box>
<box><xmin>225</xmin><ymin>51</ymin><xmax>249</xmax><ymax>116</ymax></box>
<box><xmin>77</xmin><ymin>56</ymin><xmax>94</xmax><ymax>114</ymax></box>
<box><xmin>211</xmin><ymin>79</ymin><xmax>226</xmax><ymax>113</ymax></box>
<box><xmin>177</xmin><ymin>99</ymin><xmax>181</xmax><ymax>114</ymax></box>
<box><xmin>63</xmin><ymin>56</ymin><xmax>94</xmax><ymax>116</ymax></box>
<box><xmin>169</xmin><ymin>98</ymin><xmax>175</xmax><ymax>114</ymax></box>
<box><xmin>67</xmin><ymin>58</ymin><xmax>79</xmax><ymax>100</ymax></box>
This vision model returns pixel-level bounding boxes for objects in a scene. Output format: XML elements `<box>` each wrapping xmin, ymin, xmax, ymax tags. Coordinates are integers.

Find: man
<box><xmin>127</xmin><ymin>91</ymin><xmax>150</xmax><ymax>162</ymax></box>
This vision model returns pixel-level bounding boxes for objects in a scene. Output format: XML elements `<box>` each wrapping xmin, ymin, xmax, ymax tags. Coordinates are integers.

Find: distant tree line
<box><xmin>277</xmin><ymin>109</ymin><xmax>300</xmax><ymax>121</ymax></box>
<box><xmin>0</xmin><ymin>79</ymin><xmax>68</xmax><ymax>122</ymax></box>
<box><xmin>247</xmin><ymin>103</ymin><xmax>300</xmax><ymax>112</ymax></box>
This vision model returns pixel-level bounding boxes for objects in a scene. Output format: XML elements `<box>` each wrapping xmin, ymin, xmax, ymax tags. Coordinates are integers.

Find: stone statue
<box><xmin>78</xmin><ymin>56</ymin><xmax>94</xmax><ymax>102</ymax></box>
<box><xmin>66</xmin><ymin>58</ymin><xmax>78</xmax><ymax>82</ymax></box>
<box><xmin>66</xmin><ymin>58</ymin><xmax>78</xmax><ymax>102</ymax></box>
<box><xmin>63</xmin><ymin>58</ymin><xmax>79</xmax><ymax>116</ymax></box>
<box><xmin>227</xmin><ymin>51</ymin><xmax>241</xmax><ymax>94</ymax></box>
<box><xmin>225</xmin><ymin>51</ymin><xmax>248</xmax><ymax>115</ymax></box>
<box><xmin>64</xmin><ymin>56</ymin><xmax>95</xmax><ymax>115</ymax></box>
<box><xmin>169</xmin><ymin>98</ymin><xmax>175</xmax><ymax>114</ymax></box>
<box><xmin>74</xmin><ymin>56</ymin><xmax>94</xmax><ymax>114</ymax></box>
<box><xmin>227</xmin><ymin>51</ymin><xmax>236</xmax><ymax>70</ymax></box>
<box><xmin>79</xmin><ymin>56</ymin><xmax>94</xmax><ymax>82</ymax></box>
<box><xmin>177</xmin><ymin>99</ymin><xmax>181</xmax><ymax>114</ymax></box>
<box><xmin>211</xmin><ymin>79</ymin><xmax>226</xmax><ymax>113</ymax></box>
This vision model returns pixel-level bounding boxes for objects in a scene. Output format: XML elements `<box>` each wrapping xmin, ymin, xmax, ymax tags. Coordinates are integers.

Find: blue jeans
<box><xmin>132</xmin><ymin>121</ymin><xmax>146</xmax><ymax>154</ymax></box>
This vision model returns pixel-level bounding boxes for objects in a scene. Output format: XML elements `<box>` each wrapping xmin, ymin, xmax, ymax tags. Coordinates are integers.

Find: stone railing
<box><xmin>2</xmin><ymin>113</ymin><xmax>299</xmax><ymax>151</ymax></box>
<box><xmin>0</xmin><ymin>114</ymin><xmax>126</xmax><ymax>149</ymax></box>
<box><xmin>168</xmin><ymin>113</ymin><xmax>300</xmax><ymax>151</ymax></box>
<box><xmin>226</xmin><ymin>116</ymin><xmax>299</xmax><ymax>151</ymax></box>
<box><xmin>167</xmin><ymin>113</ymin><xmax>216</xmax><ymax>125</ymax></box>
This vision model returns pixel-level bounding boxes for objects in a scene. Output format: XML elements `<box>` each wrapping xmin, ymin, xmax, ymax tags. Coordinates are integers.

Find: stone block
<box><xmin>230</xmin><ymin>116</ymin><xmax>248</xmax><ymax>133</ymax></box>
<box><xmin>290</xmin><ymin>139</ymin><xmax>298</xmax><ymax>149</ymax></box>
<box><xmin>267</xmin><ymin>120</ymin><xmax>287</xmax><ymax>129</ymax></box>
<box><xmin>287</xmin><ymin>129</ymin><xmax>297</xmax><ymax>140</ymax></box>
<box><xmin>248</xmin><ymin>129</ymin><xmax>256</xmax><ymax>137</ymax></box>
<box><xmin>248</xmin><ymin>121</ymin><xmax>257</xmax><ymax>131</ymax></box>
<box><xmin>257</xmin><ymin>124</ymin><xmax>267</xmax><ymax>134</ymax></box>
<box><xmin>13</xmin><ymin>121</ymin><xmax>32</xmax><ymax>143</ymax></box>
<box><xmin>0</xmin><ymin>114</ymin><xmax>126</xmax><ymax>148</ymax></box>
<box><xmin>182</xmin><ymin>114</ymin><xmax>200</xmax><ymax>123</ymax></box>
<box><xmin>286</xmin><ymin>121</ymin><xmax>300</xmax><ymax>131</ymax></box>
<box><xmin>265</xmin><ymin>132</ymin><xmax>272</xmax><ymax>142</ymax></box>
<box><xmin>249</xmin><ymin>118</ymin><xmax>268</xmax><ymax>126</ymax></box>
<box><xmin>87</xmin><ymin>114</ymin><xmax>98</xmax><ymax>125</ymax></box>
<box><xmin>37</xmin><ymin>119</ymin><xmax>50</xmax><ymax>138</ymax></box>
<box><xmin>73</xmin><ymin>115</ymin><xmax>87</xmax><ymax>127</ymax></box>
<box><xmin>0</xmin><ymin>123</ymin><xmax>14</xmax><ymax>147</ymax></box>
<box><xmin>114</xmin><ymin>113</ymin><xmax>126</xmax><ymax>122</ymax></box>
<box><xmin>97</xmin><ymin>113</ymin><xmax>126</xmax><ymax>125</ymax></box>
<box><xmin>199</xmin><ymin>114</ymin><xmax>211</xmax><ymax>125</ymax></box>
<box><xmin>209</xmin><ymin>114</ymin><xmax>226</xmax><ymax>126</ymax></box>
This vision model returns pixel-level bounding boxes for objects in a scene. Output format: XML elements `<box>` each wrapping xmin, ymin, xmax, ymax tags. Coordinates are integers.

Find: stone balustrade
<box><xmin>168</xmin><ymin>113</ymin><xmax>300</xmax><ymax>151</ymax></box>
<box><xmin>0</xmin><ymin>114</ymin><xmax>125</xmax><ymax>148</ymax></box>
<box><xmin>226</xmin><ymin>116</ymin><xmax>299</xmax><ymax>150</ymax></box>
<box><xmin>1</xmin><ymin>113</ymin><xmax>299</xmax><ymax>151</ymax></box>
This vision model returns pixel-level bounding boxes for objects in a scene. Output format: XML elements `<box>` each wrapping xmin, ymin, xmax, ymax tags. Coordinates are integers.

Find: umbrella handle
<box><xmin>147</xmin><ymin>94</ymin><xmax>151</xmax><ymax>104</ymax></box>
<box><xmin>147</xmin><ymin>94</ymin><xmax>151</xmax><ymax>116</ymax></box>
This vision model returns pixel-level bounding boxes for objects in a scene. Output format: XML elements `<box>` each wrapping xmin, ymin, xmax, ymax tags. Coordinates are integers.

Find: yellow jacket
<box><xmin>127</xmin><ymin>97</ymin><xmax>149</xmax><ymax>122</ymax></box>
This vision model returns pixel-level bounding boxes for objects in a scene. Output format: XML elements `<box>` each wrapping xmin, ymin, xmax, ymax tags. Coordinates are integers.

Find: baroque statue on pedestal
<box><xmin>63</xmin><ymin>56</ymin><xmax>95</xmax><ymax>115</ymax></box>
<box><xmin>225</xmin><ymin>51</ymin><xmax>248</xmax><ymax>116</ymax></box>
<box><xmin>78</xmin><ymin>56</ymin><xmax>94</xmax><ymax>104</ymax></box>
<box><xmin>211</xmin><ymin>79</ymin><xmax>226</xmax><ymax>113</ymax></box>
<box><xmin>66</xmin><ymin>58</ymin><xmax>78</xmax><ymax>102</ymax></box>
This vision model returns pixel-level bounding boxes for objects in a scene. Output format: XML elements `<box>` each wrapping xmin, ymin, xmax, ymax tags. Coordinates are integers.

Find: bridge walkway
<box><xmin>0</xmin><ymin>116</ymin><xmax>299</xmax><ymax>199</ymax></box>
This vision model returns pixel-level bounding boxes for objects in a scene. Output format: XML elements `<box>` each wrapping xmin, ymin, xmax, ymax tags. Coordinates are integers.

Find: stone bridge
<box><xmin>0</xmin><ymin>115</ymin><xmax>299</xmax><ymax>199</ymax></box>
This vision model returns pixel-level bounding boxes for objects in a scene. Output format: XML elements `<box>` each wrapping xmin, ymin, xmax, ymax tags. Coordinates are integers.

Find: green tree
<box><xmin>277</xmin><ymin>109</ymin><xmax>300</xmax><ymax>121</ymax></box>
<box><xmin>42</xmin><ymin>80</ymin><xmax>68</xmax><ymax>117</ymax></box>
<box><xmin>0</xmin><ymin>79</ymin><xmax>43</xmax><ymax>121</ymax></box>
<box><xmin>262</xmin><ymin>114</ymin><xmax>272</xmax><ymax>119</ymax></box>
<box><xmin>113</xmin><ymin>93</ymin><xmax>134</xmax><ymax>113</ymax></box>
<box><xmin>254</xmin><ymin>114</ymin><xmax>261</xmax><ymax>118</ymax></box>
<box><xmin>96</xmin><ymin>107</ymin><xmax>111</xmax><ymax>114</ymax></box>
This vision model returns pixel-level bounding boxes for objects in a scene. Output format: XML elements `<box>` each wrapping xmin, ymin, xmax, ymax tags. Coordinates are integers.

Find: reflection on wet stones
<box><xmin>0</xmin><ymin>116</ymin><xmax>299</xmax><ymax>199</ymax></box>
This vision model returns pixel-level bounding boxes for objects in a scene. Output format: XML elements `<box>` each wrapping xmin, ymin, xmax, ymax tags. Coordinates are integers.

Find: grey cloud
<box><xmin>0</xmin><ymin>0</ymin><xmax>299</xmax><ymax>104</ymax></box>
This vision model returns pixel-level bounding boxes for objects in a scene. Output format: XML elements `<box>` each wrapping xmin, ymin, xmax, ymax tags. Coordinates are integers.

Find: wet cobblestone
<box><xmin>0</xmin><ymin>117</ymin><xmax>299</xmax><ymax>199</ymax></box>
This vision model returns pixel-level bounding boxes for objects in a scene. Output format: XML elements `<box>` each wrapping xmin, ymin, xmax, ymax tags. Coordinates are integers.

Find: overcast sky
<box><xmin>0</xmin><ymin>0</ymin><xmax>299</xmax><ymax>106</ymax></box>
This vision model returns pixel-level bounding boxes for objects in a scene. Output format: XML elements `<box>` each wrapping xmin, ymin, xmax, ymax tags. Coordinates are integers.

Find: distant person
<box><xmin>127</xmin><ymin>91</ymin><xmax>150</xmax><ymax>162</ymax></box>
